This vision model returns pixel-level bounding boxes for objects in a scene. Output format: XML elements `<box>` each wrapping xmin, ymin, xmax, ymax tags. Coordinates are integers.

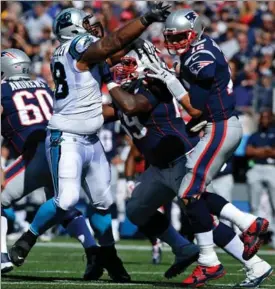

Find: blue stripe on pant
<box><xmin>183</xmin><ymin>120</ymin><xmax>227</xmax><ymax>197</ymax></box>
<box><xmin>49</xmin><ymin>130</ymin><xmax>62</xmax><ymax>194</ymax></box>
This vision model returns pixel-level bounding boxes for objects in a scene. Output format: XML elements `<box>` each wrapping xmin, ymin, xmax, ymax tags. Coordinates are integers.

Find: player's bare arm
<box><xmin>246</xmin><ymin>145</ymin><xmax>272</xmax><ymax>159</ymax></box>
<box><xmin>102</xmin><ymin>104</ymin><xmax>118</xmax><ymax>123</ymax></box>
<box><xmin>77</xmin><ymin>2</ymin><xmax>170</xmax><ymax>70</ymax></box>
<box><xmin>109</xmin><ymin>86</ymin><xmax>153</xmax><ymax>116</ymax></box>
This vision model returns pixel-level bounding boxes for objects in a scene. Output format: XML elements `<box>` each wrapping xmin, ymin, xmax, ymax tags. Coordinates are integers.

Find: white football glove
<box><xmin>126</xmin><ymin>180</ymin><xmax>135</xmax><ymax>199</ymax></box>
<box><xmin>145</xmin><ymin>63</ymin><xmax>188</xmax><ymax>102</ymax></box>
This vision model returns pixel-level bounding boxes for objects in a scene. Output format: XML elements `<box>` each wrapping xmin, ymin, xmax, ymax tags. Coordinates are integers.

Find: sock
<box><xmin>65</xmin><ymin>215</ymin><xmax>96</xmax><ymax>248</ymax></box>
<box><xmin>195</xmin><ymin>231</ymin><xmax>220</xmax><ymax>266</ymax></box>
<box><xmin>224</xmin><ymin>235</ymin><xmax>262</xmax><ymax>267</ymax></box>
<box><xmin>1</xmin><ymin>208</ymin><xmax>8</xmax><ymax>253</ymax></box>
<box><xmin>185</xmin><ymin>198</ymin><xmax>220</xmax><ymax>266</ymax></box>
<box><xmin>159</xmin><ymin>223</ymin><xmax>190</xmax><ymax>255</ymax></box>
<box><xmin>220</xmin><ymin>203</ymin><xmax>257</xmax><ymax>231</ymax></box>
<box><xmin>89</xmin><ymin>209</ymin><xmax>114</xmax><ymax>246</ymax></box>
<box><xmin>202</xmin><ymin>193</ymin><xmax>229</xmax><ymax>216</ymax></box>
<box><xmin>30</xmin><ymin>198</ymin><xmax>66</xmax><ymax>236</ymax></box>
<box><xmin>4</xmin><ymin>208</ymin><xmax>15</xmax><ymax>223</ymax></box>
<box><xmin>213</xmin><ymin>222</ymin><xmax>236</xmax><ymax>248</ymax></box>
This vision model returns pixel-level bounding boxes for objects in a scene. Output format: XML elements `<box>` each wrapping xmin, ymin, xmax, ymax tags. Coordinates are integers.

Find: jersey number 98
<box><xmin>52</xmin><ymin>62</ymin><xmax>68</xmax><ymax>99</ymax></box>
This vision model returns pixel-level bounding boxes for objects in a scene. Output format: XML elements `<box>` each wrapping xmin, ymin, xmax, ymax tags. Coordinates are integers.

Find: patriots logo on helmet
<box><xmin>1</xmin><ymin>51</ymin><xmax>16</xmax><ymax>59</ymax></box>
<box><xmin>185</xmin><ymin>11</ymin><xmax>198</xmax><ymax>26</ymax></box>
<box><xmin>189</xmin><ymin>60</ymin><xmax>214</xmax><ymax>76</ymax></box>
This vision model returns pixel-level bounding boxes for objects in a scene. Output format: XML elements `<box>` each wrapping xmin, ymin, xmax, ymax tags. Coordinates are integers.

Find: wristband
<box><xmin>140</xmin><ymin>15</ymin><xmax>151</xmax><ymax>27</ymax></box>
<box><xmin>107</xmin><ymin>82</ymin><xmax>119</xmax><ymax>91</ymax></box>
<box><xmin>126</xmin><ymin>176</ymin><xmax>134</xmax><ymax>181</ymax></box>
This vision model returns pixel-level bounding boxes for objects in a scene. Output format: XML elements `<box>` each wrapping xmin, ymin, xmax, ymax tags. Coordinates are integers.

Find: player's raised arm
<box><xmin>101</xmin><ymin>62</ymin><xmax>154</xmax><ymax>116</ymax></box>
<box><xmin>79</xmin><ymin>2</ymin><xmax>170</xmax><ymax>65</ymax></box>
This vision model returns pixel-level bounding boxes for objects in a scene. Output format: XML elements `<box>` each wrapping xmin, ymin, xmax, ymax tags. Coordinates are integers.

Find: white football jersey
<box><xmin>48</xmin><ymin>34</ymin><xmax>104</xmax><ymax>135</ymax></box>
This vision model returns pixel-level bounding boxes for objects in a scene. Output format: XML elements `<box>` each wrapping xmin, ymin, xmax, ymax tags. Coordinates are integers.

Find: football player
<box><xmin>101</xmin><ymin>40</ymin><xmax>272</xmax><ymax>288</ymax></box>
<box><xmin>8</xmin><ymin>4</ymin><xmax>171</xmax><ymax>281</ymax></box>
<box><xmin>0</xmin><ymin>49</ymin><xmax>101</xmax><ymax>278</ymax></box>
<box><xmin>144</xmin><ymin>9</ymin><xmax>271</xmax><ymax>287</ymax></box>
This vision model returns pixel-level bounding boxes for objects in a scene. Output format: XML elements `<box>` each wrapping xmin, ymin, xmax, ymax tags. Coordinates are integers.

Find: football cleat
<box><xmin>182</xmin><ymin>264</ymin><xmax>226</xmax><ymax>287</ymax></box>
<box><xmin>100</xmin><ymin>245</ymin><xmax>131</xmax><ymax>282</ymax></box>
<box><xmin>152</xmin><ymin>239</ymin><xmax>162</xmax><ymax>265</ymax></box>
<box><xmin>83</xmin><ymin>246</ymin><xmax>104</xmax><ymax>280</ymax></box>
<box><xmin>9</xmin><ymin>231</ymin><xmax>37</xmax><ymax>267</ymax></box>
<box><xmin>241</xmin><ymin>217</ymin><xmax>269</xmax><ymax>260</ymax></box>
<box><xmin>234</xmin><ymin>260</ymin><xmax>273</xmax><ymax>288</ymax></box>
<box><xmin>164</xmin><ymin>243</ymin><xmax>199</xmax><ymax>279</ymax></box>
<box><xmin>1</xmin><ymin>253</ymin><xmax>13</xmax><ymax>274</ymax></box>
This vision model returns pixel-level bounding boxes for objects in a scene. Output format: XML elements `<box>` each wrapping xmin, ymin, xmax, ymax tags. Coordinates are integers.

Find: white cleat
<box><xmin>1</xmin><ymin>252</ymin><xmax>14</xmax><ymax>274</ymax></box>
<box><xmin>235</xmin><ymin>260</ymin><xmax>273</xmax><ymax>288</ymax></box>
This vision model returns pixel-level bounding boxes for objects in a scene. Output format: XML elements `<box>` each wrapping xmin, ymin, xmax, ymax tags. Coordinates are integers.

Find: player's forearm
<box><xmin>80</xmin><ymin>18</ymin><xmax>147</xmax><ymax>65</ymax></box>
<box><xmin>246</xmin><ymin>146</ymin><xmax>269</xmax><ymax>159</ymax></box>
<box><xmin>125</xmin><ymin>153</ymin><xmax>136</xmax><ymax>178</ymax></box>
<box><xmin>179</xmin><ymin>94</ymin><xmax>202</xmax><ymax>118</ymax></box>
<box><xmin>102</xmin><ymin>104</ymin><xmax>118</xmax><ymax>123</ymax></box>
<box><xmin>109</xmin><ymin>87</ymin><xmax>151</xmax><ymax>116</ymax></box>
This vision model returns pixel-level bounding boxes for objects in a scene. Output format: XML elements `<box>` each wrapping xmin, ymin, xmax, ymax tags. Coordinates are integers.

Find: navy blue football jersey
<box><xmin>246</xmin><ymin>127</ymin><xmax>275</xmax><ymax>165</ymax></box>
<box><xmin>99</xmin><ymin>122</ymin><xmax>118</xmax><ymax>162</ymax></box>
<box><xmin>1</xmin><ymin>78</ymin><xmax>53</xmax><ymax>154</ymax></box>
<box><xmin>179</xmin><ymin>35</ymin><xmax>236</xmax><ymax>122</ymax></box>
<box><xmin>116</xmin><ymin>84</ymin><xmax>199</xmax><ymax>167</ymax></box>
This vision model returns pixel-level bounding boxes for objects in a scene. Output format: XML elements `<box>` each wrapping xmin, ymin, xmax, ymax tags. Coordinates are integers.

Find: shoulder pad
<box><xmin>69</xmin><ymin>34</ymin><xmax>99</xmax><ymax>61</ymax></box>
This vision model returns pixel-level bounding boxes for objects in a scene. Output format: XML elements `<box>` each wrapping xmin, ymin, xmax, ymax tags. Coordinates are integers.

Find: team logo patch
<box><xmin>189</xmin><ymin>61</ymin><xmax>214</xmax><ymax>76</ymax></box>
<box><xmin>1</xmin><ymin>51</ymin><xmax>16</xmax><ymax>59</ymax></box>
<box><xmin>185</xmin><ymin>11</ymin><xmax>198</xmax><ymax>26</ymax></box>
<box><xmin>75</xmin><ymin>35</ymin><xmax>95</xmax><ymax>54</ymax></box>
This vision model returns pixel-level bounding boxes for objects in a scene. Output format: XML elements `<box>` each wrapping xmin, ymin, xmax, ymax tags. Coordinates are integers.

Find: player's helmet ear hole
<box><xmin>114</xmin><ymin>57</ymin><xmax>139</xmax><ymax>85</ymax></box>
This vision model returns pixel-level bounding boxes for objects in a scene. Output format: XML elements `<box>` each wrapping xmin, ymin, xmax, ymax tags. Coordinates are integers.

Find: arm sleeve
<box><xmin>69</xmin><ymin>34</ymin><xmax>99</xmax><ymax>61</ymax></box>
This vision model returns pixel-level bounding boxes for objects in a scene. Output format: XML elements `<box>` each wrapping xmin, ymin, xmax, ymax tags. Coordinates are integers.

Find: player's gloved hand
<box><xmin>186</xmin><ymin>117</ymin><xmax>208</xmax><ymax>135</ymax></box>
<box><xmin>140</xmin><ymin>2</ymin><xmax>171</xmax><ymax>26</ymax></box>
<box><xmin>146</xmin><ymin>63</ymin><xmax>188</xmax><ymax>102</ymax></box>
<box><xmin>126</xmin><ymin>177</ymin><xmax>135</xmax><ymax>199</ymax></box>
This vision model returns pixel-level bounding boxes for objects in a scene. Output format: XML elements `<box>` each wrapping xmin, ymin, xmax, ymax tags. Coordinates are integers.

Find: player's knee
<box><xmin>126</xmin><ymin>200</ymin><xmax>144</xmax><ymax>226</ymax></box>
<box><xmin>1</xmin><ymin>189</ymin><xmax>15</xmax><ymax>208</ymax></box>
<box><xmin>56</xmin><ymin>189</ymin><xmax>79</xmax><ymax>211</ymax></box>
<box><xmin>92</xmin><ymin>186</ymin><xmax>113</xmax><ymax>210</ymax></box>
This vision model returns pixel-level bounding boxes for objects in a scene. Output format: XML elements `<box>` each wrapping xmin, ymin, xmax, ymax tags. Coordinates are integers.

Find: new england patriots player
<box><xmin>102</xmin><ymin>40</ymin><xmax>273</xmax><ymax>288</ymax></box>
<box><xmin>1</xmin><ymin>49</ymin><xmax>102</xmax><ymax>278</ymax></box>
<box><xmin>8</xmin><ymin>4</ymin><xmax>171</xmax><ymax>281</ymax></box>
<box><xmin>144</xmin><ymin>9</ymin><xmax>271</xmax><ymax>286</ymax></box>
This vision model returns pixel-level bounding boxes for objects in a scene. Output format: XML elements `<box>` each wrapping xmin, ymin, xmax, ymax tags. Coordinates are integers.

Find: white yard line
<box><xmin>21</xmin><ymin>242</ymin><xmax>275</xmax><ymax>256</ymax></box>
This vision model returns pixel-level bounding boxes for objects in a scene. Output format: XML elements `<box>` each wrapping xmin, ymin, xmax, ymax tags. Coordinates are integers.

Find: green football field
<box><xmin>2</xmin><ymin>239</ymin><xmax>275</xmax><ymax>289</ymax></box>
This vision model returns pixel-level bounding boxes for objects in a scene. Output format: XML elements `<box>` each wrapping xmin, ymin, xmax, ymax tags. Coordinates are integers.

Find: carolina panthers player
<box><xmin>0</xmin><ymin>49</ymin><xmax>102</xmax><ymax>278</ymax></box>
<box><xmin>102</xmin><ymin>40</ymin><xmax>273</xmax><ymax>288</ymax></box>
<box><xmin>8</xmin><ymin>4</ymin><xmax>171</xmax><ymax>281</ymax></box>
<box><xmin>145</xmin><ymin>9</ymin><xmax>270</xmax><ymax>287</ymax></box>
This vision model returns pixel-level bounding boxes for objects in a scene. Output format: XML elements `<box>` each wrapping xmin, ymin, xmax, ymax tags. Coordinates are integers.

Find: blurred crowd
<box><xmin>1</xmin><ymin>1</ymin><xmax>275</xmax><ymax>243</ymax></box>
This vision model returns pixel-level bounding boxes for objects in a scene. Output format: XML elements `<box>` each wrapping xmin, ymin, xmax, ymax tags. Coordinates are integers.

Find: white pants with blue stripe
<box><xmin>178</xmin><ymin>116</ymin><xmax>242</xmax><ymax>198</ymax></box>
<box><xmin>45</xmin><ymin>130</ymin><xmax>113</xmax><ymax>211</ymax></box>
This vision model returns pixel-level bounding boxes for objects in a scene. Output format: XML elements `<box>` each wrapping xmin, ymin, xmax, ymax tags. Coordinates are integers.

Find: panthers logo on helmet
<box><xmin>56</xmin><ymin>12</ymin><xmax>73</xmax><ymax>31</ymax></box>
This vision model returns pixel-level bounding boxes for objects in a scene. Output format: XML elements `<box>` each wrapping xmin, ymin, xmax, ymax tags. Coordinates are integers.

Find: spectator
<box><xmin>23</xmin><ymin>2</ymin><xmax>53</xmax><ymax>44</ymax></box>
<box><xmin>246</xmin><ymin>110</ymin><xmax>275</xmax><ymax>247</ymax></box>
<box><xmin>253</xmin><ymin>70</ymin><xmax>273</xmax><ymax>112</ymax></box>
<box><xmin>232</xmin><ymin>32</ymin><xmax>254</xmax><ymax>70</ymax></box>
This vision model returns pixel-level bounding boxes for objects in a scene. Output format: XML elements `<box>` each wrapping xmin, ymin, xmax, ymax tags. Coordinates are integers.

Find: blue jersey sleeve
<box><xmin>138</xmin><ymin>86</ymin><xmax>159</xmax><ymax>108</ymax></box>
<box><xmin>69</xmin><ymin>34</ymin><xmax>99</xmax><ymax>61</ymax></box>
<box><xmin>188</xmin><ymin>52</ymin><xmax>216</xmax><ymax>80</ymax></box>
<box><xmin>187</xmin><ymin>52</ymin><xmax>216</xmax><ymax>110</ymax></box>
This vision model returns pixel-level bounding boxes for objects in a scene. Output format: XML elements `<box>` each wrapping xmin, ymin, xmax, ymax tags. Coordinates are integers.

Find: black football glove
<box><xmin>186</xmin><ymin>117</ymin><xmax>208</xmax><ymax>136</ymax></box>
<box><xmin>141</xmin><ymin>1</ymin><xmax>171</xmax><ymax>26</ymax></box>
